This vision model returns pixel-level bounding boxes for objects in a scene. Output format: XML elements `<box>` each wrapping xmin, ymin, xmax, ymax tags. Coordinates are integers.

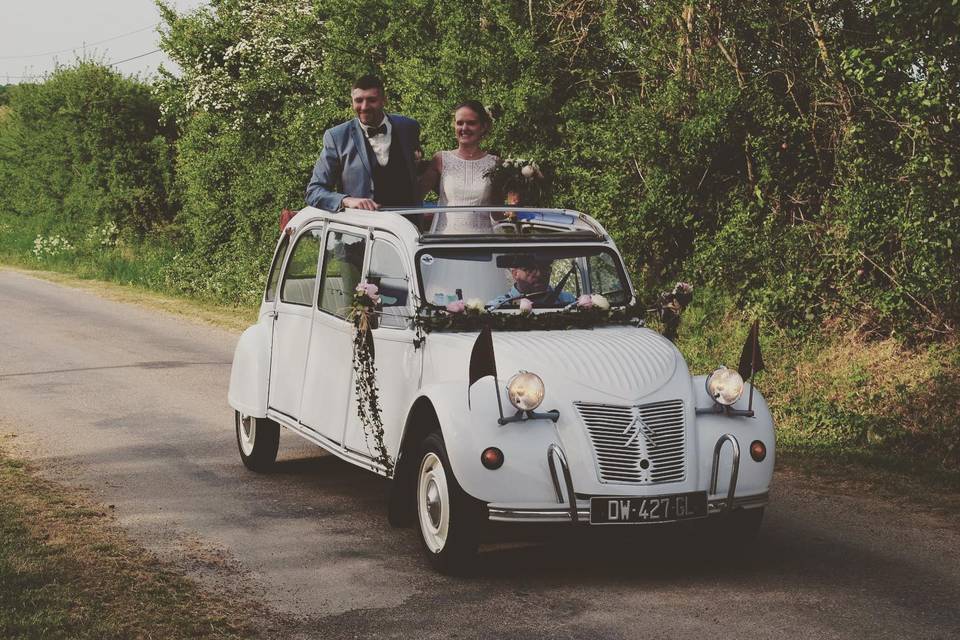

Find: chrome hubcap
<box><xmin>426</xmin><ymin>480</ymin><xmax>441</xmax><ymax>528</ymax></box>
<box><xmin>417</xmin><ymin>451</ymin><xmax>449</xmax><ymax>553</ymax></box>
<box><xmin>238</xmin><ymin>414</ymin><xmax>256</xmax><ymax>455</ymax></box>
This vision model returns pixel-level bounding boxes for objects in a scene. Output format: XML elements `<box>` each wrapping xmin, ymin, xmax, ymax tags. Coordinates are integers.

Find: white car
<box><xmin>228</xmin><ymin>206</ymin><xmax>775</xmax><ymax>573</ymax></box>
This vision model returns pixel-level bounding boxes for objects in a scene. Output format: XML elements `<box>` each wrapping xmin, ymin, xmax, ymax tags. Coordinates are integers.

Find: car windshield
<box><xmin>417</xmin><ymin>246</ymin><xmax>631</xmax><ymax>311</ymax></box>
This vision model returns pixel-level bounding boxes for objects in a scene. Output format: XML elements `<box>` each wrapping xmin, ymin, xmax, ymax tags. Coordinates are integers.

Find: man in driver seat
<box><xmin>487</xmin><ymin>254</ymin><xmax>577</xmax><ymax>309</ymax></box>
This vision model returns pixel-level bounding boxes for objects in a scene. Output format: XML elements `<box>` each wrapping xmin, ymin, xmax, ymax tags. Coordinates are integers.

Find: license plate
<box><xmin>589</xmin><ymin>492</ymin><xmax>708</xmax><ymax>525</ymax></box>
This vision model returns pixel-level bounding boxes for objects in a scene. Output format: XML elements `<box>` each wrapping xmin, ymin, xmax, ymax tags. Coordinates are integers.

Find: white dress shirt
<box><xmin>359</xmin><ymin>116</ymin><xmax>392</xmax><ymax>166</ymax></box>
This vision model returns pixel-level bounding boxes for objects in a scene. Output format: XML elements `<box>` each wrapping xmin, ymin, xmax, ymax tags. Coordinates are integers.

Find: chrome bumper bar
<box><xmin>488</xmin><ymin>493</ymin><xmax>768</xmax><ymax>523</ymax></box>
<box><xmin>709</xmin><ymin>433</ymin><xmax>739</xmax><ymax>511</ymax></box>
<box><xmin>488</xmin><ymin>436</ymin><xmax>767</xmax><ymax>523</ymax></box>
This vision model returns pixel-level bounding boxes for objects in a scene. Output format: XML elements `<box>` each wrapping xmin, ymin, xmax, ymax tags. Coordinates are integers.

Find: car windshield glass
<box><xmin>417</xmin><ymin>246</ymin><xmax>630</xmax><ymax>311</ymax></box>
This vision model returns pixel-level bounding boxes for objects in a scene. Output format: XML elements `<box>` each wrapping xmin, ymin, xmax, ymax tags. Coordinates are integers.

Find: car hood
<box><xmin>422</xmin><ymin>325</ymin><xmax>680</xmax><ymax>402</ymax></box>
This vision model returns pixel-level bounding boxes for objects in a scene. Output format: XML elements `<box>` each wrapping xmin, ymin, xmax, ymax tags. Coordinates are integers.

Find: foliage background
<box><xmin>148</xmin><ymin>0</ymin><xmax>959</xmax><ymax>337</ymax></box>
<box><xmin>0</xmin><ymin>0</ymin><xmax>957</xmax><ymax>471</ymax></box>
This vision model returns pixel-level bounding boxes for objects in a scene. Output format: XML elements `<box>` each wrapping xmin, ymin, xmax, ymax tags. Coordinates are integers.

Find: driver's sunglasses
<box><xmin>521</xmin><ymin>264</ymin><xmax>551</xmax><ymax>274</ymax></box>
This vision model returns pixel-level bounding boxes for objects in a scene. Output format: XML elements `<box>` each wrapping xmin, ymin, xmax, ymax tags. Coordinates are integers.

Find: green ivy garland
<box><xmin>414</xmin><ymin>299</ymin><xmax>648</xmax><ymax>334</ymax></box>
<box><xmin>350</xmin><ymin>283</ymin><xmax>393</xmax><ymax>475</ymax></box>
<box><xmin>412</xmin><ymin>283</ymin><xmax>693</xmax><ymax>337</ymax></box>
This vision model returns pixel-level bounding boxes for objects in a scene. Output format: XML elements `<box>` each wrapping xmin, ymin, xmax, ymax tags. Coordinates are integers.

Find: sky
<box><xmin>0</xmin><ymin>0</ymin><xmax>209</xmax><ymax>83</ymax></box>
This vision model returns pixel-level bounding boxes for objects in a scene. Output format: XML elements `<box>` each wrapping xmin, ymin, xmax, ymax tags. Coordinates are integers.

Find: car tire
<box><xmin>415</xmin><ymin>431</ymin><xmax>484</xmax><ymax>575</ymax></box>
<box><xmin>235</xmin><ymin>411</ymin><xmax>280</xmax><ymax>472</ymax></box>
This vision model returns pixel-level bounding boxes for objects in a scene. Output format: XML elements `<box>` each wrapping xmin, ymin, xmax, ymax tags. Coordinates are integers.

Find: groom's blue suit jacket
<box><xmin>305</xmin><ymin>114</ymin><xmax>421</xmax><ymax>212</ymax></box>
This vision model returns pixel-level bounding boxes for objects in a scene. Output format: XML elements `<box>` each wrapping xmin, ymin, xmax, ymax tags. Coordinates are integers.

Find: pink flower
<box><xmin>445</xmin><ymin>300</ymin><xmax>466</xmax><ymax>313</ymax></box>
<box><xmin>576</xmin><ymin>294</ymin><xmax>594</xmax><ymax>309</ymax></box>
<box><xmin>355</xmin><ymin>281</ymin><xmax>380</xmax><ymax>304</ymax></box>
<box><xmin>518</xmin><ymin>298</ymin><xmax>533</xmax><ymax>314</ymax></box>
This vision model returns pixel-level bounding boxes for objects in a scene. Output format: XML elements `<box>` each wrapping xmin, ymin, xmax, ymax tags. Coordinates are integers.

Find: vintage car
<box><xmin>228</xmin><ymin>206</ymin><xmax>775</xmax><ymax>573</ymax></box>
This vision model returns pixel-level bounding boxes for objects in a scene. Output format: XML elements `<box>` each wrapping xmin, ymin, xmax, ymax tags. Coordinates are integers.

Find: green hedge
<box><xmin>153</xmin><ymin>0</ymin><xmax>958</xmax><ymax>332</ymax></box>
<box><xmin>0</xmin><ymin>63</ymin><xmax>175</xmax><ymax>239</ymax></box>
<box><xmin>2</xmin><ymin>2</ymin><xmax>958</xmax><ymax>336</ymax></box>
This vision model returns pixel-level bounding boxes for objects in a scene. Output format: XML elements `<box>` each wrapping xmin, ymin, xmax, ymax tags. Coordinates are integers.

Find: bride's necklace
<box><xmin>457</xmin><ymin>147</ymin><xmax>485</xmax><ymax>160</ymax></box>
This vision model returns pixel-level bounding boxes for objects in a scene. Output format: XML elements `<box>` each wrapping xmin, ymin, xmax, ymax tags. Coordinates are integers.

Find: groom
<box><xmin>305</xmin><ymin>74</ymin><xmax>421</xmax><ymax>212</ymax></box>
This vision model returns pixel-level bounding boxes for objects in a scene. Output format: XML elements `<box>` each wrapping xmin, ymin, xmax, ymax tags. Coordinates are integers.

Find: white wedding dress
<box><xmin>431</xmin><ymin>150</ymin><xmax>499</xmax><ymax>233</ymax></box>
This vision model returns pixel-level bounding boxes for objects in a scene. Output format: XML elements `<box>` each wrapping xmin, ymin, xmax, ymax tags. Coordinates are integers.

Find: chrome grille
<box><xmin>574</xmin><ymin>400</ymin><xmax>686</xmax><ymax>485</ymax></box>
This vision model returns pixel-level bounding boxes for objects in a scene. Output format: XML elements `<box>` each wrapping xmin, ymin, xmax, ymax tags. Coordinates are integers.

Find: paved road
<box><xmin>1</xmin><ymin>269</ymin><xmax>958</xmax><ymax>639</ymax></box>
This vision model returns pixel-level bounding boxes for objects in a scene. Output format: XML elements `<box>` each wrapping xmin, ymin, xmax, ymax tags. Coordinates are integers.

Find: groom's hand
<box><xmin>342</xmin><ymin>197</ymin><xmax>380</xmax><ymax>211</ymax></box>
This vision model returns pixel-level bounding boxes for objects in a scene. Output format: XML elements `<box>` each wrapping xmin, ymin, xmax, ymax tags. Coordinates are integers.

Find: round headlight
<box><xmin>706</xmin><ymin>366</ymin><xmax>744</xmax><ymax>406</ymax></box>
<box><xmin>506</xmin><ymin>371</ymin><xmax>545</xmax><ymax>411</ymax></box>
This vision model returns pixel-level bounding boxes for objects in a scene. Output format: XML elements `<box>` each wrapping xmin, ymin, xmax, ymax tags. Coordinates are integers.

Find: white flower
<box><xmin>590</xmin><ymin>294</ymin><xmax>610</xmax><ymax>310</ymax></box>
<box><xmin>465</xmin><ymin>298</ymin><xmax>485</xmax><ymax>311</ymax></box>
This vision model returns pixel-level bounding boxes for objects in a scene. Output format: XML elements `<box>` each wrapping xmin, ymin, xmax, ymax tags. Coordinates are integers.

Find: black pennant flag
<box><xmin>737</xmin><ymin>319</ymin><xmax>765</xmax><ymax>380</ymax></box>
<box><xmin>469</xmin><ymin>324</ymin><xmax>498</xmax><ymax>389</ymax></box>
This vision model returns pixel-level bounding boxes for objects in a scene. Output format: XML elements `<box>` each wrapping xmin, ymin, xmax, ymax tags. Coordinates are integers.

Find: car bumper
<box><xmin>487</xmin><ymin>492</ymin><xmax>769</xmax><ymax>523</ymax></box>
<box><xmin>488</xmin><ymin>433</ymin><xmax>769</xmax><ymax>524</ymax></box>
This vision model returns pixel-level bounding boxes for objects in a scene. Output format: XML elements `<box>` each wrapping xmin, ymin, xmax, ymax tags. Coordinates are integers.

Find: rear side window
<box><xmin>264</xmin><ymin>235</ymin><xmax>291</xmax><ymax>302</ymax></box>
<box><xmin>280</xmin><ymin>230</ymin><xmax>323</xmax><ymax>306</ymax></box>
<box><xmin>318</xmin><ymin>231</ymin><xmax>366</xmax><ymax>318</ymax></box>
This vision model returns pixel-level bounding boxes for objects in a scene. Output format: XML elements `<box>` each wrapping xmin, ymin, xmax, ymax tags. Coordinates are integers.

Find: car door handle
<box><xmin>266</xmin><ymin>310</ymin><xmax>278</xmax><ymax>318</ymax></box>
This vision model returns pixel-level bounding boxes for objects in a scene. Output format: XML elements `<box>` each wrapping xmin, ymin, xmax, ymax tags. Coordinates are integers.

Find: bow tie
<box><xmin>364</xmin><ymin>123</ymin><xmax>387</xmax><ymax>137</ymax></box>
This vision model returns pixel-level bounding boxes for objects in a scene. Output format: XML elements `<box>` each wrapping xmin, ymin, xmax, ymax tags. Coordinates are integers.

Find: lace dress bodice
<box><xmin>432</xmin><ymin>151</ymin><xmax>499</xmax><ymax>233</ymax></box>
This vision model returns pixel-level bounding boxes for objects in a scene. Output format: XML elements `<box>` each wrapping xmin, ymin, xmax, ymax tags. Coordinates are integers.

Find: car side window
<box><xmin>264</xmin><ymin>235</ymin><xmax>291</xmax><ymax>302</ymax></box>
<box><xmin>318</xmin><ymin>231</ymin><xmax>366</xmax><ymax>318</ymax></box>
<box><xmin>280</xmin><ymin>230</ymin><xmax>322</xmax><ymax>306</ymax></box>
<box><xmin>367</xmin><ymin>240</ymin><xmax>410</xmax><ymax>329</ymax></box>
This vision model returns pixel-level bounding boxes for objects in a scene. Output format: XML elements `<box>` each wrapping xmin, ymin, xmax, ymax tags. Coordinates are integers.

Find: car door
<box><xmin>299</xmin><ymin>226</ymin><xmax>367</xmax><ymax>446</ymax></box>
<box><xmin>268</xmin><ymin>226</ymin><xmax>323</xmax><ymax>419</ymax></box>
<box><xmin>342</xmin><ymin>232</ymin><xmax>421</xmax><ymax>459</ymax></box>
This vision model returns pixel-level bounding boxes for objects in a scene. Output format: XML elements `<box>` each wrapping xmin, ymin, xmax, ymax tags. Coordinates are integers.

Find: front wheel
<box><xmin>235</xmin><ymin>411</ymin><xmax>280</xmax><ymax>472</ymax></box>
<box><xmin>416</xmin><ymin>432</ymin><xmax>484</xmax><ymax>574</ymax></box>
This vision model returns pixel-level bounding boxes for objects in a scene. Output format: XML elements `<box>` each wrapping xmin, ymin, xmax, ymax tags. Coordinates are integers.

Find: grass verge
<box><xmin>0</xmin><ymin>443</ymin><xmax>258</xmax><ymax>639</ymax></box>
<box><xmin>0</xmin><ymin>265</ymin><xmax>256</xmax><ymax>333</ymax></box>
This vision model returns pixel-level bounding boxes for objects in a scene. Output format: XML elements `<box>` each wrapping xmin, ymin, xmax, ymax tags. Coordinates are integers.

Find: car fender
<box><xmin>412</xmin><ymin>381</ymin><xmax>563</xmax><ymax>504</ymax></box>
<box><xmin>228</xmin><ymin>321</ymin><xmax>272</xmax><ymax>418</ymax></box>
<box><xmin>691</xmin><ymin>375</ymin><xmax>776</xmax><ymax>499</ymax></box>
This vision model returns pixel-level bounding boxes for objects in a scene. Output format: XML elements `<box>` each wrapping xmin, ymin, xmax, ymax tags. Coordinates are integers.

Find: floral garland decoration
<box><xmin>413</xmin><ymin>283</ymin><xmax>694</xmax><ymax>336</ymax></box>
<box><xmin>484</xmin><ymin>158</ymin><xmax>545</xmax><ymax>205</ymax></box>
<box><xmin>658</xmin><ymin>282</ymin><xmax>694</xmax><ymax>342</ymax></box>
<box><xmin>414</xmin><ymin>293</ymin><xmax>648</xmax><ymax>333</ymax></box>
<box><xmin>349</xmin><ymin>282</ymin><xmax>393</xmax><ymax>475</ymax></box>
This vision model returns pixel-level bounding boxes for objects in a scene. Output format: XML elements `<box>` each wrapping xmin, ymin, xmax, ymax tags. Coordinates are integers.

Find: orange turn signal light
<box><xmin>481</xmin><ymin>447</ymin><xmax>504</xmax><ymax>470</ymax></box>
<box><xmin>750</xmin><ymin>440</ymin><xmax>767</xmax><ymax>462</ymax></box>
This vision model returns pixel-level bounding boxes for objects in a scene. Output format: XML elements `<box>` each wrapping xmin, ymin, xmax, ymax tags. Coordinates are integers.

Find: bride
<box><xmin>419</xmin><ymin>100</ymin><xmax>500</xmax><ymax>233</ymax></box>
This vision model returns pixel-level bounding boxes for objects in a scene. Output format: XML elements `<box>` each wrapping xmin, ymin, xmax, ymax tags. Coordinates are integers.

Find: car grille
<box><xmin>574</xmin><ymin>400</ymin><xmax>686</xmax><ymax>485</ymax></box>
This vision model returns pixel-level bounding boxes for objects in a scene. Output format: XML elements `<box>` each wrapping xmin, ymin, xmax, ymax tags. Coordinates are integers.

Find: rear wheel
<box><xmin>235</xmin><ymin>411</ymin><xmax>280</xmax><ymax>472</ymax></box>
<box><xmin>416</xmin><ymin>431</ymin><xmax>483</xmax><ymax>574</ymax></box>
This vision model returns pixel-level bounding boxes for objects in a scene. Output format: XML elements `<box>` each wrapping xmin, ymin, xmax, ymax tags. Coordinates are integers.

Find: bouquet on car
<box><xmin>484</xmin><ymin>158</ymin><xmax>545</xmax><ymax>206</ymax></box>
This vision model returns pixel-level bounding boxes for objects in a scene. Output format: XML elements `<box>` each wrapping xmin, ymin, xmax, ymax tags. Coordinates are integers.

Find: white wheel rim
<box><xmin>417</xmin><ymin>452</ymin><xmax>449</xmax><ymax>553</ymax></box>
<box><xmin>238</xmin><ymin>414</ymin><xmax>256</xmax><ymax>456</ymax></box>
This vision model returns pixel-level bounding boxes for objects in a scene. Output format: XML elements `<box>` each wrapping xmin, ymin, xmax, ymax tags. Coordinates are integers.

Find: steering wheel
<box><xmin>487</xmin><ymin>289</ymin><xmax>552</xmax><ymax>310</ymax></box>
